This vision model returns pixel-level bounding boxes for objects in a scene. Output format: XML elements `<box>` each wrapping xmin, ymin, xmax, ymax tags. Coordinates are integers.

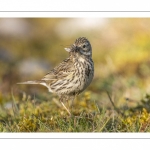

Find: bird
<box><xmin>17</xmin><ymin>37</ymin><xmax>94</xmax><ymax>115</ymax></box>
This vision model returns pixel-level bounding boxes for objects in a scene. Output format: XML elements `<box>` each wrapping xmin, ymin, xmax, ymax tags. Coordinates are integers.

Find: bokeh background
<box><xmin>0</xmin><ymin>18</ymin><xmax>150</xmax><ymax>110</ymax></box>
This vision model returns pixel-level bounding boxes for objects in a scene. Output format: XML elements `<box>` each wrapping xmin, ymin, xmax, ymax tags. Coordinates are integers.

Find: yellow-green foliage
<box><xmin>122</xmin><ymin>108</ymin><xmax>150</xmax><ymax>132</ymax></box>
<box><xmin>0</xmin><ymin>91</ymin><xmax>150</xmax><ymax>132</ymax></box>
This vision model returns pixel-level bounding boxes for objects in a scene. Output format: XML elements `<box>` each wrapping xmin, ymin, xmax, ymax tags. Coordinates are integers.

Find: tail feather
<box><xmin>17</xmin><ymin>80</ymin><xmax>53</xmax><ymax>92</ymax></box>
<box><xmin>17</xmin><ymin>80</ymin><xmax>45</xmax><ymax>85</ymax></box>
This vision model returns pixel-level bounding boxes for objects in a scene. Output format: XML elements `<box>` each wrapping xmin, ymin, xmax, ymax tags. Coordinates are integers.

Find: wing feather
<box><xmin>42</xmin><ymin>57</ymin><xmax>74</xmax><ymax>81</ymax></box>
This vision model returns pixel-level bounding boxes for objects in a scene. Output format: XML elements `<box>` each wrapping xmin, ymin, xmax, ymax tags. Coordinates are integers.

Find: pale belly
<box><xmin>54</xmin><ymin>66</ymin><xmax>93</xmax><ymax>95</ymax></box>
<box><xmin>50</xmin><ymin>57</ymin><xmax>94</xmax><ymax>96</ymax></box>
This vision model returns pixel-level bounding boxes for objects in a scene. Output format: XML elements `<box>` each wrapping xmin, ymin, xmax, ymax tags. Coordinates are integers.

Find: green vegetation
<box><xmin>1</xmin><ymin>91</ymin><xmax>150</xmax><ymax>132</ymax></box>
<box><xmin>1</xmin><ymin>18</ymin><xmax>150</xmax><ymax>132</ymax></box>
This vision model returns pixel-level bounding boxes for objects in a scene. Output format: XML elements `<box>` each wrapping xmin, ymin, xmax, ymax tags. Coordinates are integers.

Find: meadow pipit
<box><xmin>18</xmin><ymin>37</ymin><xmax>94</xmax><ymax>115</ymax></box>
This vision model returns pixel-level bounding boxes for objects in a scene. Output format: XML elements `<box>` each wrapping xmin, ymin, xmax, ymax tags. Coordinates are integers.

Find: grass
<box><xmin>0</xmin><ymin>90</ymin><xmax>150</xmax><ymax>132</ymax></box>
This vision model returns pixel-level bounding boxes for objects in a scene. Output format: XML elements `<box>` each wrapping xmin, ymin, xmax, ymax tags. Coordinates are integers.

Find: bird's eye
<box><xmin>83</xmin><ymin>45</ymin><xmax>86</xmax><ymax>48</ymax></box>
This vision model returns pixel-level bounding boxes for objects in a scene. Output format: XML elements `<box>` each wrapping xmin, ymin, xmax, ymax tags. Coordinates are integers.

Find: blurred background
<box><xmin>0</xmin><ymin>18</ymin><xmax>150</xmax><ymax>109</ymax></box>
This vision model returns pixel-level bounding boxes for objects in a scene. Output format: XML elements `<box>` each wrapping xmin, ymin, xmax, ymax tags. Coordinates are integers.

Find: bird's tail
<box><xmin>17</xmin><ymin>80</ymin><xmax>53</xmax><ymax>92</ymax></box>
<box><xmin>17</xmin><ymin>80</ymin><xmax>45</xmax><ymax>85</ymax></box>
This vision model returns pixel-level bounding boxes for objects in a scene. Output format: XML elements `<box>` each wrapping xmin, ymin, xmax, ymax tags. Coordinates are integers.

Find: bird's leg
<box><xmin>66</xmin><ymin>95</ymin><xmax>70</xmax><ymax>109</ymax></box>
<box><xmin>59</xmin><ymin>96</ymin><xmax>71</xmax><ymax>116</ymax></box>
<box><xmin>70</xmin><ymin>95</ymin><xmax>75</xmax><ymax>110</ymax></box>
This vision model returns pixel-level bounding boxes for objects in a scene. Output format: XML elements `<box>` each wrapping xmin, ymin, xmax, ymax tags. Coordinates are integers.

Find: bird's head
<box><xmin>65</xmin><ymin>37</ymin><xmax>92</xmax><ymax>58</ymax></box>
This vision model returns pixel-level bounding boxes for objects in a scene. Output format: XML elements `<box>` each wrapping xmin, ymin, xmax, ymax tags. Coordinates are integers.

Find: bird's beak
<box><xmin>65</xmin><ymin>44</ymin><xmax>78</xmax><ymax>53</ymax></box>
<box><xmin>64</xmin><ymin>47</ymin><xmax>71</xmax><ymax>52</ymax></box>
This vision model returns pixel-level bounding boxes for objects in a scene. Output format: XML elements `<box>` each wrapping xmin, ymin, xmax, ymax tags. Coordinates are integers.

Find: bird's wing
<box><xmin>41</xmin><ymin>57</ymin><xmax>74</xmax><ymax>81</ymax></box>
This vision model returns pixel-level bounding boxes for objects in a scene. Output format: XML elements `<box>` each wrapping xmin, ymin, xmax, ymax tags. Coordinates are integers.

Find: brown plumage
<box><xmin>18</xmin><ymin>37</ymin><xmax>94</xmax><ymax>115</ymax></box>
